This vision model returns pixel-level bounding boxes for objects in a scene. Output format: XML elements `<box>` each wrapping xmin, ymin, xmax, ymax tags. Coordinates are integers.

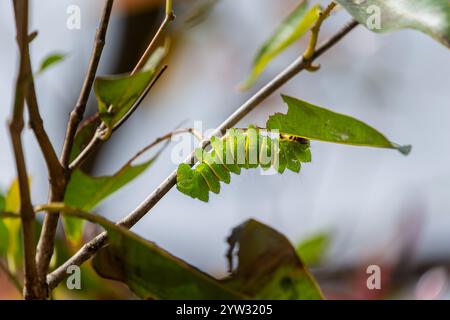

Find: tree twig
<box><xmin>132</xmin><ymin>3</ymin><xmax>174</xmax><ymax>74</ymax></box>
<box><xmin>46</xmin><ymin>19</ymin><xmax>359</xmax><ymax>289</ymax></box>
<box><xmin>126</xmin><ymin>127</ymin><xmax>203</xmax><ymax>165</ymax></box>
<box><xmin>0</xmin><ymin>211</ymin><xmax>20</xmax><ymax>218</ymax></box>
<box><xmin>23</xmin><ymin>50</ymin><xmax>68</xmax><ymax>282</ymax></box>
<box><xmin>34</xmin><ymin>0</ymin><xmax>115</xmax><ymax>284</ymax></box>
<box><xmin>9</xmin><ymin>0</ymin><xmax>44</xmax><ymax>299</ymax></box>
<box><xmin>24</xmin><ymin>52</ymin><xmax>65</xmax><ymax>189</ymax></box>
<box><xmin>68</xmin><ymin>0</ymin><xmax>175</xmax><ymax>171</ymax></box>
<box><xmin>60</xmin><ymin>0</ymin><xmax>115</xmax><ymax>168</ymax></box>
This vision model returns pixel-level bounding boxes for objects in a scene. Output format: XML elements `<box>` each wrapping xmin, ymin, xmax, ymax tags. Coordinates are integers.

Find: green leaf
<box><xmin>5</xmin><ymin>180</ymin><xmax>20</xmax><ymax>214</ymax></box>
<box><xmin>93</xmin><ymin>222</ymin><xmax>242</xmax><ymax>299</ymax></box>
<box><xmin>65</xmin><ymin>162</ymin><xmax>155</xmax><ymax>212</ymax></box>
<box><xmin>296</xmin><ymin>232</ymin><xmax>330</xmax><ymax>266</ymax></box>
<box><xmin>95</xmin><ymin>46</ymin><xmax>167</xmax><ymax>129</ymax></box>
<box><xmin>223</xmin><ymin>219</ymin><xmax>323</xmax><ymax>299</ymax></box>
<box><xmin>0</xmin><ymin>192</ymin><xmax>7</xmax><ymax>257</ymax></box>
<box><xmin>176</xmin><ymin>126</ymin><xmax>312</xmax><ymax>202</ymax></box>
<box><xmin>4</xmin><ymin>179</ymin><xmax>24</xmax><ymax>272</ymax></box>
<box><xmin>63</xmin><ymin>157</ymin><xmax>158</xmax><ymax>243</ymax></box>
<box><xmin>89</xmin><ymin>211</ymin><xmax>322</xmax><ymax>299</ymax></box>
<box><xmin>95</xmin><ymin>72</ymin><xmax>154</xmax><ymax>129</ymax></box>
<box><xmin>336</xmin><ymin>0</ymin><xmax>450</xmax><ymax>48</ymax></box>
<box><xmin>0</xmin><ymin>219</ymin><xmax>8</xmax><ymax>258</ymax></box>
<box><xmin>37</xmin><ymin>53</ymin><xmax>67</xmax><ymax>75</ymax></box>
<box><xmin>267</xmin><ymin>95</ymin><xmax>411</xmax><ymax>155</ymax></box>
<box><xmin>69</xmin><ymin>117</ymin><xmax>100</xmax><ymax>163</ymax></box>
<box><xmin>241</xmin><ymin>1</ymin><xmax>321</xmax><ymax>89</ymax></box>
<box><xmin>38</xmin><ymin>204</ymin><xmax>232</xmax><ymax>299</ymax></box>
<box><xmin>0</xmin><ymin>193</ymin><xmax>5</xmax><ymax>213</ymax></box>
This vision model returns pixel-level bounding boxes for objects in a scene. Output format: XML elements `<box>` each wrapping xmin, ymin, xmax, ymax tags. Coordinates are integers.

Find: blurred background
<box><xmin>0</xmin><ymin>0</ymin><xmax>449</xmax><ymax>299</ymax></box>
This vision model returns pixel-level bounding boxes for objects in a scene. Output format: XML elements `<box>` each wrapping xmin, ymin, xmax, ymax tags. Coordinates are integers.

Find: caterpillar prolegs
<box><xmin>176</xmin><ymin>126</ymin><xmax>311</xmax><ymax>202</ymax></box>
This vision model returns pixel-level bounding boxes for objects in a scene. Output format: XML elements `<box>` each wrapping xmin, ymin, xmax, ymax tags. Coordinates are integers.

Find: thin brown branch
<box><xmin>24</xmin><ymin>53</ymin><xmax>66</xmax><ymax>189</ymax></box>
<box><xmin>126</xmin><ymin>127</ymin><xmax>203</xmax><ymax>166</ymax></box>
<box><xmin>132</xmin><ymin>12</ymin><xmax>174</xmax><ymax>74</ymax></box>
<box><xmin>10</xmin><ymin>0</ymin><xmax>44</xmax><ymax>299</ymax></box>
<box><xmin>67</xmin><ymin>1</ymin><xmax>175</xmax><ymax>172</ymax></box>
<box><xmin>47</xmin><ymin>19</ymin><xmax>359</xmax><ymax>290</ymax></box>
<box><xmin>0</xmin><ymin>212</ymin><xmax>20</xmax><ymax>218</ymax></box>
<box><xmin>67</xmin><ymin>0</ymin><xmax>175</xmax><ymax>171</ymax></box>
<box><xmin>73</xmin><ymin>126</ymin><xmax>201</xmax><ymax>174</ymax></box>
<box><xmin>60</xmin><ymin>0</ymin><xmax>115</xmax><ymax>167</ymax></box>
<box><xmin>35</xmin><ymin>0</ymin><xmax>115</xmax><ymax>284</ymax></box>
<box><xmin>8</xmin><ymin>130</ymin><xmax>39</xmax><ymax>299</ymax></box>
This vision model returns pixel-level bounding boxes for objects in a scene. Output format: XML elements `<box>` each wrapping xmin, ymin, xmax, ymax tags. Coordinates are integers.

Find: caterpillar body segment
<box><xmin>195</xmin><ymin>148</ymin><xmax>231</xmax><ymax>184</ymax></box>
<box><xmin>211</xmin><ymin>135</ymin><xmax>240</xmax><ymax>174</ymax></box>
<box><xmin>176</xmin><ymin>126</ymin><xmax>311</xmax><ymax>202</ymax></box>
<box><xmin>177</xmin><ymin>163</ymin><xmax>210</xmax><ymax>202</ymax></box>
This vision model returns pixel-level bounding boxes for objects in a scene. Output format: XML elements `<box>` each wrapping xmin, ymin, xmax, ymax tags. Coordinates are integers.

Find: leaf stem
<box><xmin>303</xmin><ymin>1</ymin><xmax>337</xmax><ymax>69</ymax></box>
<box><xmin>132</xmin><ymin>1</ymin><xmax>175</xmax><ymax>74</ymax></box>
<box><xmin>166</xmin><ymin>0</ymin><xmax>173</xmax><ymax>17</ymax></box>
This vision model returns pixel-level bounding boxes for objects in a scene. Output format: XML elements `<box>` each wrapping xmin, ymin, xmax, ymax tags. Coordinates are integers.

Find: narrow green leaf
<box><xmin>4</xmin><ymin>180</ymin><xmax>24</xmax><ymax>271</ymax></box>
<box><xmin>63</xmin><ymin>157</ymin><xmax>157</xmax><ymax>243</ymax></box>
<box><xmin>336</xmin><ymin>0</ymin><xmax>450</xmax><ymax>48</ymax></box>
<box><xmin>69</xmin><ymin>117</ymin><xmax>100</xmax><ymax>163</ymax></box>
<box><xmin>95</xmin><ymin>72</ymin><xmax>154</xmax><ymax>129</ymax></box>
<box><xmin>95</xmin><ymin>46</ymin><xmax>167</xmax><ymax>129</ymax></box>
<box><xmin>241</xmin><ymin>1</ymin><xmax>321</xmax><ymax>89</ymax></box>
<box><xmin>296</xmin><ymin>232</ymin><xmax>330</xmax><ymax>266</ymax></box>
<box><xmin>37</xmin><ymin>53</ymin><xmax>67</xmax><ymax>75</ymax></box>
<box><xmin>5</xmin><ymin>180</ymin><xmax>20</xmax><ymax>214</ymax></box>
<box><xmin>0</xmin><ymin>193</ymin><xmax>5</xmax><ymax>213</ymax></box>
<box><xmin>0</xmin><ymin>192</ymin><xmax>7</xmax><ymax>257</ymax></box>
<box><xmin>0</xmin><ymin>219</ymin><xmax>8</xmax><ymax>258</ymax></box>
<box><xmin>267</xmin><ymin>95</ymin><xmax>411</xmax><ymax>155</ymax></box>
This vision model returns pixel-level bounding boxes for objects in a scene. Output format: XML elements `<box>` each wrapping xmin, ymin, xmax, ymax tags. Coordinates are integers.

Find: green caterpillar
<box><xmin>176</xmin><ymin>126</ymin><xmax>311</xmax><ymax>202</ymax></box>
